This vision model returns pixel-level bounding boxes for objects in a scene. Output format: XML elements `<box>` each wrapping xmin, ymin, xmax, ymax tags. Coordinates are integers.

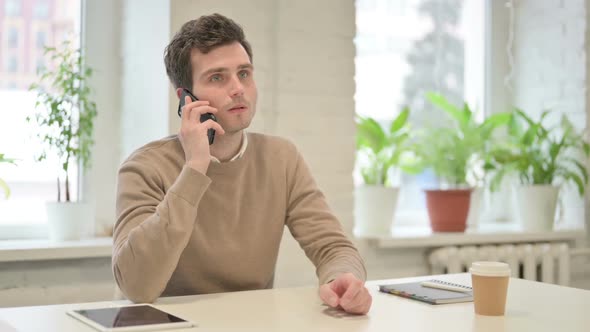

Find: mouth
<box><xmin>228</xmin><ymin>104</ymin><xmax>248</xmax><ymax>113</ymax></box>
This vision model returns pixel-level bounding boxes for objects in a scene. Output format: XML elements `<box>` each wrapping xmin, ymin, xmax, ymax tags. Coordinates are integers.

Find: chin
<box><xmin>224</xmin><ymin>123</ymin><xmax>251</xmax><ymax>135</ymax></box>
<box><xmin>227</xmin><ymin>118</ymin><xmax>253</xmax><ymax>132</ymax></box>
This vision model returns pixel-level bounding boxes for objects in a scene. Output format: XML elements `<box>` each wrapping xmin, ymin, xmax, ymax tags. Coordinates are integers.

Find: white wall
<box><xmin>1</xmin><ymin>0</ymin><xmax>589</xmax><ymax>307</ymax></box>
<box><xmin>491</xmin><ymin>0</ymin><xmax>590</xmax><ymax>288</ymax></box>
<box><xmin>82</xmin><ymin>0</ymin><xmax>122</xmax><ymax>236</ymax></box>
<box><xmin>0</xmin><ymin>258</ymin><xmax>113</xmax><ymax>307</ymax></box>
<box><xmin>586</xmin><ymin>0</ymin><xmax>590</xmax><ymax>245</ymax></box>
<box><xmin>511</xmin><ymin>0</ymin><xmax>587</xmax><ymax>229</ymax></box>
<box><xmin>121</xmin><ymin>0</ymin><xmax>171</xmax><ymax>159</ymax></box>
<box><xmin>167</xmin><ymin>0</ymin><xmax>359</xmax><ymax>287</ymax></box>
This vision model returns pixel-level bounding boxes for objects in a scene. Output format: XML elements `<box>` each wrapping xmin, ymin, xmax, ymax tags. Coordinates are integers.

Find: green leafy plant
<box><xmin>0</xmin><ymin>154</ymin><xmax>16</xmax><ymax>198</ymax></box>
<box><xmin>486</xmin><ymin>109</ymin><xmax>590</xmax><ymax>195</ymax></box>
<box><xmin>412</xmin><ymin>92</ymin><xmax>510</xmax><ymax>187</ymax></box>
<box><xmin>27</xmin><ymin>40</ymin><xmax>97</xmax><ymax>202</ymax></box>
<box><xmin>355</xmin><ymin>108</ymin><xmax>412</xmax><ymax>186</ymax></box>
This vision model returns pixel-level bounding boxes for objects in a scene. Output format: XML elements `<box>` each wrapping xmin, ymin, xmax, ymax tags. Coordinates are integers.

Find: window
<box><xmin>33</xmin><ymin>0</ymin><xmax>50</xmax><ymax>19</ymax></box>
<box><xmin>5</xmin><ymin>0</ymin><xmax>22</xmax><ymax>17</ymax></box>
<box><xmin>0</xmin><ymin>0</ymin><xmax>81</xmax><ymax>239</ymax></box>
<box><xmin>354</xmin><ymin>0</ymin><xmax>485</xmax><ymax>224</ymax></box>
<box><xmin>4</xmin><ymin>55</ymin><xmax>17</xmax><ymax>72</ymax></box>
<box><xmin>8</xmin><ymin>27</ymin><xmax>19</xmax><ymax>48</ymax></box>
<box><xmin>35</xmin><ymin>56</ymin><xmax>44</xmax><ymax>73</ymax></box>
<box><xmin>36</xmin><ymin>30</ymin><xmax>47</xmax><ymax>49</ymax></box>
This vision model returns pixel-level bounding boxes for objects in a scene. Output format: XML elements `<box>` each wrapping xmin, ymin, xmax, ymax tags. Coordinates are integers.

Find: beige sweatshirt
<box><xmin>112</xmin><ymin>133</ymin><xmax>366</xmax><ymax>303</ymax></box>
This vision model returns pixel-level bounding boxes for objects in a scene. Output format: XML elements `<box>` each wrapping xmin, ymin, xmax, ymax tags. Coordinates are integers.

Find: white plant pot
<box><xmin>513</xmin><ymin>185</ymin><xmax>559</xmax><ymax>231</ymax></box>
<box><xmin>46</xmin><ymin>202</ymin><xmax>94</xmax><ymax>241</ymax></box>
<box><xmin>485</xmin><ymin>188</ymin><xmax>513</xmax><ymax>222</ymax></box>
<box><xmin>354</xmin><ymin>186</ymin><xmax>399</xmax><ymax>235</ymax></box>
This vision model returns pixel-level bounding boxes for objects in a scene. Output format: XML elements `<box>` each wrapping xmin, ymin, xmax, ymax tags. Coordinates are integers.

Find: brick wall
<box><xmin>2</xmin><ymin>0</ymin><xmax>589</xmax><ymax>307</ymax></box>
<box><xmin>508</xmin><ymin>0</ymin><xmax>590</xmax><ymax>287</ymax></box>
<box><xmin>511</xmin><ymin>0</ymin><xmax>587</xmax><ymax>229</ymax></box>
<box><xmin>149</xmin><ymin>0</ymin><xmax>590</xmax><ymax>288</ymax></box>
<box><xmin>169</xmin><ymin>0</ymin><xmax>357</xmax><ymax>286</ymax></box>
<box><xmin>512</xmin><ymin>0</ymin><xmax>586</xmax><ymax>130</ymax></box>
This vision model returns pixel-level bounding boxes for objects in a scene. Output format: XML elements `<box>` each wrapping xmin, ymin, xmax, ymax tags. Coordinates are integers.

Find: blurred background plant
<box><xmin>355</xmin><ymin>107</ymin><xmax>415</xmax><ymax>186</ymax></box>
<box><xmin>0</xmin><ymin>154</ymin><xmax>16</xmax><ymax>198</ymax></box>
<box><xmin>411</xmin><ymin>92</ymin><xmax>511</xmax><ymax>188</ymax></box>
<box><xmin>486</xmin><ymin>109</ymin><xmax>590</xmax><ymax>195</ymax></box>
<box><xmin>27</xmin><ymin>40</ymin><xmax>97</xmax><ymax>202</ymax></box>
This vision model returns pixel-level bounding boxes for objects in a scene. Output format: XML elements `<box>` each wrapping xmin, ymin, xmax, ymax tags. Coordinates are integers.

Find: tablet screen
<box><xmin>73</xmin><ymin>305</ymin><xmax>187</xmax><ymax>328</ymax></box>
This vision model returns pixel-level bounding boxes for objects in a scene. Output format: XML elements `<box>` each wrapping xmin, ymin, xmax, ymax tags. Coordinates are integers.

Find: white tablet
<box><xmin>66</xmin><ymin>304</ymin><xmax>195</xmax><ymax>332</ymax></box>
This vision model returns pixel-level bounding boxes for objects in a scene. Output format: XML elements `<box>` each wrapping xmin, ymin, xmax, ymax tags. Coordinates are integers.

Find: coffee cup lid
<box><xmin>469</xmin><ymin>261</ymin><xmax>511</xmax><ymax>277</ymax></box>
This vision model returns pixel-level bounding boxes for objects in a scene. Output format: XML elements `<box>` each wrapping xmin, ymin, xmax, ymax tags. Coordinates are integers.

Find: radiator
<box><xmin>428</xmin><ymin>243</ymin><xmax>570</xmax><ymax>286</ymax></box>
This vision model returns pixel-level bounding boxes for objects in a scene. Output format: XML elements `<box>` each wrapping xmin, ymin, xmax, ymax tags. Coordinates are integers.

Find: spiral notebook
<box><xmin>379</xmin><ymin>280</ymin><xmax>473</xmax><ymax>305</ymax></box>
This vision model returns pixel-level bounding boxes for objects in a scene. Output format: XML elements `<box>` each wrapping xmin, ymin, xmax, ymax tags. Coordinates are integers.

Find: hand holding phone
<box><xmin>178</xmin><ymin>88</ymin><xmax>217</xmax><ymax>145</ymax></box>
<box><xmin>177</xmin><ymin>88</ymin><xmax>224</xmax><ymax>174</ymax></box>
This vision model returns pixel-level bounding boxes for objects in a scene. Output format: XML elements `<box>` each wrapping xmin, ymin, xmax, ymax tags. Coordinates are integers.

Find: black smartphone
<box><xmin>178</xmin><ymin>88</ymin><xmax>216</xmax><ymax>145</ymax></box>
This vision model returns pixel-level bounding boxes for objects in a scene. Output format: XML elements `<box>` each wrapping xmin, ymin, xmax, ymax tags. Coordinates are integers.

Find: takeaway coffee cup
<box><xmin>470</xmin><ymin>261</ymin><xmax>511</xmax><ymax>316</ymax></box>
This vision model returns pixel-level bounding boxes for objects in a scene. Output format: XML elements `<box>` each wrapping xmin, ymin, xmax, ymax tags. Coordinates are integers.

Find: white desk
<box><xmin>0</xmin><ymin>274</ymin><xmax>588</xmax><ymax>331</ymax></box>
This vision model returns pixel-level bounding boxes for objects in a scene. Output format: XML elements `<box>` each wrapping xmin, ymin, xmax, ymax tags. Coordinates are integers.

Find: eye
<box><xmin>239</xmin><ymin>70</ymin><xmax>249</xmax><ymax>79</ymax></box>
<box><xmin>210</xmin><ymin>74</ymin><xmax>223</xmax><ymax>82</ymax></box>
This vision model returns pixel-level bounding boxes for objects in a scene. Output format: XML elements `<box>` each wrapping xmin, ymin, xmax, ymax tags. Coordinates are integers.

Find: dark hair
<box><xmin>164</xmin><ymin>13</ymin><xmax>253</xmax><ymax>90</ymax></box>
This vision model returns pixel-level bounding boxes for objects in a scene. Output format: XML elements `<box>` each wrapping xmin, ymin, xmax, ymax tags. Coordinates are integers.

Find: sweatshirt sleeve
<box><xmin>285</xmin><ymin>149</ymin><xmax>367</xmax><ymax>285</ymax></box>
<box><xmin>112</xmin><ymin>159</ymin><xmax>211</xmax><ymax>303</ymax></box>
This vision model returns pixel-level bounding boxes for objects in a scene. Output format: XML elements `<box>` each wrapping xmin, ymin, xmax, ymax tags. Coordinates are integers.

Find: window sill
<box><xmin>0</xmin><ymin>237</ymin><xmax>113</xmax><ymax>262</ymax></box>
<box><xmin>355</xmin><ymin>222</ymin><xmax>587</xmax><ymax>249</ymax></box>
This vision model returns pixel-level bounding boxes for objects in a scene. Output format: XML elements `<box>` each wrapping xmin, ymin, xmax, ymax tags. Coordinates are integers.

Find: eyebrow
<box><xmin>200</xmin><ymin>64</ymin><xmax>254</xmax><ymax>77</ymax></box>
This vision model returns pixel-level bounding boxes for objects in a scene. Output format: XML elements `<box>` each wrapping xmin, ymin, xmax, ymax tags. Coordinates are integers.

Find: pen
<box><xmin>421</xmin><ymin>280</ymin><xmax>472</xmax><ymax>293</ymax></box>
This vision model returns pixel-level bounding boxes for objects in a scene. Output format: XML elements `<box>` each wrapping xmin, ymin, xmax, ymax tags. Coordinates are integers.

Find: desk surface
<box><xmin>0</xmin><ymin>274</ymin><xmax>588</xmax><ymax>332</ymax></box>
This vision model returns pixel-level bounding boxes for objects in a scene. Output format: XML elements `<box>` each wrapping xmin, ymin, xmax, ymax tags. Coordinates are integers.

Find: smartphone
<box><xmin>177</xmin><ymin>88</ymin><xmax>216</xmax><ymax>145</ymax></box>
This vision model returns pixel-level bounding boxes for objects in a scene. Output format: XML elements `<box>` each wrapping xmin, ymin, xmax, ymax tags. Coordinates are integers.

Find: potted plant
<box><xmin>486</xmin><ymin>109</ymin><xmax>589</xmax><ymax>231</ymax></box>
<box><xmin>27</xmin><ymin>40</ymin><xmax>97</xmax><ymax>241</ymax></box>
<box><xmin>413</xmin><ymin>93</ymin><xmax>510</xmax><ymax>232</ymax></box>
<box><xmin>0</xmin><ymin>154</ymin><xmax>16</xmax><ymax>198</ymax></box>
<box><xmin>354</xmin><ymin>108</ymin><xmax>412</xmax><ymax>234</ymax></box>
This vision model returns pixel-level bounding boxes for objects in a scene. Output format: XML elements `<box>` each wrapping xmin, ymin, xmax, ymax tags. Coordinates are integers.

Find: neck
<box><xmin>210</xmin><ymin>130</ymin><xmax>243</xmax><ymax>162</ymax></box>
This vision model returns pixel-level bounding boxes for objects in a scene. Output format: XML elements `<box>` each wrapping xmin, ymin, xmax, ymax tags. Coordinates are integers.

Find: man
<box><xmin>112</xmin><ymin>13</ymin><xmax>372</xmax><ymax>315</ymax></box>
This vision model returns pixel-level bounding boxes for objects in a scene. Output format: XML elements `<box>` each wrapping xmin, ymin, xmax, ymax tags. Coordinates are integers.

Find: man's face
<box><xmin>189</xmin><ymin>42</ymin><xmax>257</xmax><ymax>135</ymax></box>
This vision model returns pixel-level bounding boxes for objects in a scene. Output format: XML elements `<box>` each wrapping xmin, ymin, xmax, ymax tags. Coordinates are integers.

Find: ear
<box><xmin>175</xmin><ymin>88</ymin><xmax>183</xmax><ymax>99</ymax></box>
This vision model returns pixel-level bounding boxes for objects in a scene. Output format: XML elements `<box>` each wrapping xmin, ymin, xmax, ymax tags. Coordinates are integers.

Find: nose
<box><xmin>228</xmin><ymin>75</ymin><xmax>245</xmax><ymax>97</ymax></box>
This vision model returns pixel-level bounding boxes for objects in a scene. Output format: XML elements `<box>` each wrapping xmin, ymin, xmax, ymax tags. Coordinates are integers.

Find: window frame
<box><xmin>353</xmin><ymin>0</ymin><xmax>490</xmax><ymax>227</ymax></box>
<box><xmin>0</xmin><ymin>0</ymin><xmax>84</xmax><ymax>240</ymax></box>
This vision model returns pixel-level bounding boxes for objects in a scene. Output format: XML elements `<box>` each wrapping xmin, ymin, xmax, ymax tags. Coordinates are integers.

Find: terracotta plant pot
<box><xmin>425</xmin><ymin>189</ymin><xmax>473</xmax><ymax>232</ymax></box>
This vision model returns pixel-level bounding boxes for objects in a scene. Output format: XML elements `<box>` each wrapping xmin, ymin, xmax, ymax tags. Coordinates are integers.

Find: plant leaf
<box><xmin>356</xmin><ymin>115</ymin><xmax>387</xmax><ymax>153</ymax></box>
<box><xmin>479</xmin><ymin>112</ymin><xmax>511</xmax><ymax>139</ymax></box>
<box><xmin>426</xmin><ymin>92</ymin><xmax>467</xmax><ymax>126</ymax></box>
<box><xmin>0</xmin><ymin>178</ymin><xmax>9</xmax><ymax>198</ymax></box>
<box><xmin>515</xmin><ymin>108</ymin><xmax>535</xmax><ymax>126</ymax></box>
<box><xmin>390</xmin><ymin>107</ymin><xmax>409</xmax><ymax>133</ymax></box>
<box><xmin>561</xmin><ymin>171</ymin><xmax>586</xmax><ymax>196</ymax></box>
<box><xmin>562</xmin><ymin>157</ymin><xmax>589</xmax><ymax>184</ymax></box>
